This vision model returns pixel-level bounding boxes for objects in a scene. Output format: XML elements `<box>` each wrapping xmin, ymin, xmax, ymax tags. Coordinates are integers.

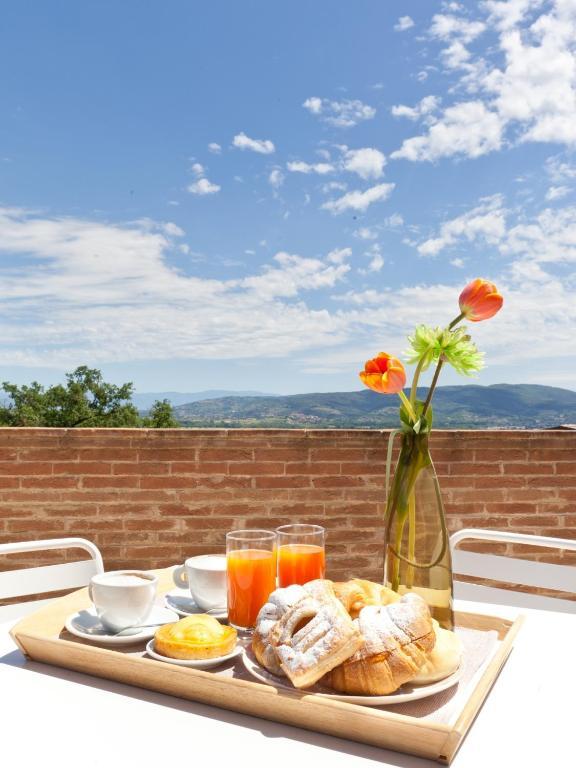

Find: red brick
<box><xmin>502</xmin><ymin>463</ymin><xmax>555</xmax><ymax>475</ymax></box>
<box><xmin>198</xmin><ymin>448</ymin><xmax>253</xmax><ymax>461</ymax></box>
<box><xmin>53</xmin><ymin>462</ymin><xmax>111</xmax><ymax>475</ymax></box>
<box><xmin>0</xmin><ymin>462</ymin><xmax>53</xmax><ymax>476</ymax></box>
<box><xmin>113</xmin><ymin>462</ymin><xmax>169</xmax><ymax>475</ymax></box>
<box><xmin>124</xmin><ymin>519</ymin><xmax>179</xmax><ymax>531</ymax></box>
<box><xmin>229</xmin><ymin>462</ymin><xmax>285</xmax><ymax>476</ymax></box>
<box><xmin>255</xmin><ymin>476</ymin><xmax>311</xmax><ymax>489</ymax></box>
<box><xmin>20</xmin><ymin>477</ymin><xmax>79</xmax><ymax>489</ymax></box>
<box><xmin>81</xmin><ymin>476</ymin><xmax>140</xmax><ymax>489</ymax></box>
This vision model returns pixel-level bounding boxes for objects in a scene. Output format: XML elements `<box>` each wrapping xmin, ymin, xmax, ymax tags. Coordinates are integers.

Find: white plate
<box><xmin>145</xmin><ymin>639</ymin><xmax>242</xmax><ymax>668</ymax></box>
<box><xmin>241</xmin><ymin>647</ymin><xmax>461</xmax><ymax>706</ymax></box>
<box><xmin>64</xmin><ymin>606</ymin><xmax>179</xmax><ymax>646</ymax></box>
<box><xmin>164</xmin><ymin>588</ymin><xmax>227</xmax><ymax>621</ymax></box>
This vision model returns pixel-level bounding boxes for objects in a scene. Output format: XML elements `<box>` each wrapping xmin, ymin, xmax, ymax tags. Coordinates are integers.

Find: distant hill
<box><xmin>133</xmin><ymin>390</ymin><xmax>274</xmax><ymax>411</ymax></box>
<box><xmin>172</xmin><ymin>384</ymin><xmax>576</xmax><ymax>429</ymax></box>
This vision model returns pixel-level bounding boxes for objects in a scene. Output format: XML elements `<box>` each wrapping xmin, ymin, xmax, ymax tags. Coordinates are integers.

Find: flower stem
<box><xmin>410</xmin><ymin>356</ymin><xmax>427</xmax><ymax>409</ymax></box>
<box><xmin>449</xmin><ymin>312</ymin><xmax>465</xmax><ymax>329</ymax></box>
<box><xmin>398</xmin><ymin>390</ymin><xmax>417</xmax><ymax>423</ymax></box>
<box><xmin>422</xmin><ymin>358</ymin><xmax>444</xmax><ymax>419</ymax></box>
<box><xmin>419</xmin><ymin>312</ymin><xmax>464</xmax><ymax>419</ymax></box>
<box><xmin>407</xmin><ymin>489</ymin><xmax>416</xmax><ymax>588</ymax></box>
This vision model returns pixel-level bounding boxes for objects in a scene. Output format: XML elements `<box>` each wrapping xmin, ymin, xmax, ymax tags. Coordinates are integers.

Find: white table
<box><xmin>1</xmin><ymin>601</ymin><xmax>573</xmax><ymax>768</ymax></box>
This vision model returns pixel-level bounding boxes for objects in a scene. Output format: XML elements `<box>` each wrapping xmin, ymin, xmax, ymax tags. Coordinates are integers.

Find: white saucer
<box><xmin>241</xmin><ymin>647</ymin><xmax>462</xmax><ymax>706</ymax></box>
<box><xmin>145</xmin><ymin>639</ymin><xmax>242</xmax><ymax>668</ymax></box>
<box><xmin>164</xmin><ymin>588</ymin><xmax>228</xmax><ymax>621</ymax></box>
<box><xmin>65</xmin><ymin>606</ymin><xmax>179</xmax><ymax>646</ymax></box>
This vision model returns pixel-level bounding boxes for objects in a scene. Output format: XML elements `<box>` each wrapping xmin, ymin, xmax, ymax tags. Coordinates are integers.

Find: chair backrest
<box><xmin>450</xmin><ymin>528</ymin><xmax>576</xmax><ymax>614</ymax></box>
<box><xmin>0</xmin><ymin>537</ymin><xmax>104</xmax><ymax>622</ymax></box>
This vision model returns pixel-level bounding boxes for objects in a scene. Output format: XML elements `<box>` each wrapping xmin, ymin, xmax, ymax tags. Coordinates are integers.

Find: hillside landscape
<box><xmin>161</xmin><ymin>384</ymin><xmax>576</xmax><ymax>429</ymax></box>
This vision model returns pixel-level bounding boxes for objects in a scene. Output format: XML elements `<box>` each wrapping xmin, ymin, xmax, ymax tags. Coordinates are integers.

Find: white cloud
<box><xmin>391</xmin><ymin>95</ymin><xmax>441</xmax><ymax>121</ymax></box>
<box><xmin>395</xmin><ymin>16</ymin><xmax>415</xmax><ymax>32</ymax></box>
<box><xmin>232</xmin><ymin>132</ymin><xmax>275</xmax><ymax>154</ymax></box>
<box><xmin>188</xmin><ymin>162</ymin><xmax>219</xmax><ymax>195</ymax></box>
<box><xmin>417</xmin><ymin>195</ymin><xmax>506</xmax><ymax>255</ymax></box>
<box><xmin>384</xmin><ymin>213</ymin><xmax>404</xmax><ymax>227</ymax></box>
<box><xmin>502</xmin><ymin>205</ymin><xmax>576</xmax><ymax>264</ymax></box>
<box><xmin>239</xmin><ymin>252</ymin><xmax>349</xmax><ymax>299</ymax></box>
<box><xmin>354</xmin><ymin>227</ymin><xmax>378</xmax><ymax>240</ymax></box>
<box><xmin>0</xmin><ymin>208</ymin><xmax>353</xmax><ymax>365</ymax></box>
<box><xmin>268</xmin><ymin>168</ymin><xmax>285</xmax><ymax>189</ymax></box>
<box><xmin>342</xmin><ymin>148</ymin><xmax>386</xmax><ymax>180</ymax></box>
<box><xmin>208</xmin><ymin>142</ymin><xmax>222</xmax><ymax>154</ymax></box>
<box><xmin>546</xmin><ymin>155</ymin><xmax>576</xmax><ymax>183</ymax></box>
<box><xmin>368</xmin><ymin>255</ymin><xmax>384</xmax><ymax>272</ymax></box>
<box><xmin>429</xmin><ymin>13</ymin><xmax>486</xmax><ymax>43</ymax></box>
<box><xmin>546</xmin><ymin>185</ymin><xmax>571</xmax><ymax>201</ymax></box>
<box><xmin>391</xmin><ymin>101</ymin><xmax>503</xmax><ymax>161</ymax></box>
<box><xmin>302</xmin><ymin>97</ymin><xmax>376</xmax><ymax>128</ymax></box>
<box><xmin>367</xmin><ymin>250</ymin><xmax>384</xmax><ymax>272</ymax></box>
<box><xmin>322</xmin><ymin>181</ymin><xmax>347</xmax><ymax>193</ymax></box>
<box><xmin>489</xmin><ymin>20</ymin><xmax>576</xmax><ymax>146</ymax></box>
<box><xmin>286</xmin><ymin>160</ymin><xmax>334</xmax><ymax>174</ymax></box>
<box><xmin>399</xmin><ymin>1</ymin><xmax>576</xmax><ymax>163</ymax></box>
<box><xmin>450</xmin><ymin>257</ymin><xmax>465</xmax><ymax>267</ymax></box>
<box><xmin>327</xmin><ymin>247</ymin><xmax>352</xmax><ymax>264</ymax></box>
<box><xmin>321</xmin><ymin>183</ymin><xmax>395</xmax><ymax>214</ymax></box>
<box><xmin>188</xmin><ymin>178</ymin><xmax>221</xmax><ymax>195</ymax></box>
<box><xmin>302</xmin><ymin>96</ymin><xmax>323</xmax><ymax>115</ymax></box>
<box><xmin>483</xmin><ymin>0</ymin><xmax>545</xmax><ymax>32</ymax></box>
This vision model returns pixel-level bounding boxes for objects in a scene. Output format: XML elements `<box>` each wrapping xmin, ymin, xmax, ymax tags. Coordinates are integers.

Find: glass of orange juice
<box><xmin>276</xmin><ymin>524</ymin><xmax>326</xmax><ymax>587</ymax></box>
<box><xmin>226</xmin><ymin>529</ymin><xmax>277</xmax><ymax>632</ymax></box>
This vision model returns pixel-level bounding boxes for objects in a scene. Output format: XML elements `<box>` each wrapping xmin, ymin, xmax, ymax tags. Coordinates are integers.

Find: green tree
<box><xmin>142</xmin><ymin>399</ymin><xmax>179</xmax><ymax>428</ymax></box>
<box><xmin>0</xmin><ymin>366</ymin><xmax>142</xmax><ymax>427</ymax></box>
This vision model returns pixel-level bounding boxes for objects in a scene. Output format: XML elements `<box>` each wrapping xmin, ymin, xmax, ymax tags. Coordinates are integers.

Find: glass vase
<box><xmin>383</xmin><ymin>430</ymin><xmax>454</xmax><ymax>630</ymax></box>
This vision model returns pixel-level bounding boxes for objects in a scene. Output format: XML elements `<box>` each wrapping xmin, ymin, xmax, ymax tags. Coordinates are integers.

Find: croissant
<box><xmin>322</xmin><ymin>593</ymin><xmax>435</xmax><ymax>695</ymax></box>
<box><xmin>252</xmin><ymin>583</ymin><xmax>308</xmax><ymax>676</ymax></box>
<box><xmin>269</xmin><ymin>579</ymin><xmax>363</xmax><ymax>689</ymax></box>
<box><xmin>333</xmin><ymin>578</ymin><xmax>399</xmax><ymax>619</ymax></box>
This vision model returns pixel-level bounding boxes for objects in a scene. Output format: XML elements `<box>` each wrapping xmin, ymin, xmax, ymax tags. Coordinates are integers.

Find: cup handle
<box><xmin>173</xmin><ymin>564</ymin><xmax>188</xmax><ymax>588</ymax></box>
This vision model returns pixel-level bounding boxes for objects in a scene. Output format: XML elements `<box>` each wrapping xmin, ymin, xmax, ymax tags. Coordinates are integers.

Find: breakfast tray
<box><xmin>10</xmin><ymin>568</ymin><xmax>523</xmax><ymax>764</ymax></box>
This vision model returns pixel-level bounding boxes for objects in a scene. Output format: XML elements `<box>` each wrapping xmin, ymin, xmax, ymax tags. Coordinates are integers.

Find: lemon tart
<box><xmin>155</xmin><ymin>615</ymin><xmax>237</xmax><ymax>660</ymax></box>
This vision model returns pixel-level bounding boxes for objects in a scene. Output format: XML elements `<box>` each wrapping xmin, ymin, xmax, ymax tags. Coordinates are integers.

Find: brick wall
<box><xmin>0</xmin><ymin>428</ymin><xmax>574</xmax><ymax>589</ymax></box>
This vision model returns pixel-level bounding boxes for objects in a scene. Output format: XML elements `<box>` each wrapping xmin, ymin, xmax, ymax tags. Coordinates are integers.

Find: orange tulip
<box><xmin>359</xmin><ymin>352</ymin><xmax>406</xmax><ymax>394</ymax></box>
<box><xmin>459</xmin><ymin>278</ymin><xmax>503</xmax><ymax>322</ymax></box>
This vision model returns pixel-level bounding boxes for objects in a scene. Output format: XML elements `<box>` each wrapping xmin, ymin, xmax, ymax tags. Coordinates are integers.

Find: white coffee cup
<box><xmin>173</xmin><ymin>554</ymin><xmax>227</xmax><ymax>611</ymax></box>
<box><xmin>89</xmin><ymin>570</ymin><xmax>158</xmax><ymax>632</ymax></box>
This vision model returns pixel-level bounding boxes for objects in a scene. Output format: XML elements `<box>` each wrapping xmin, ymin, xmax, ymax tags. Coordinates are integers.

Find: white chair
<box><xmin>0</xmin><ymin>537</ymin><xmax>104</xmax><ymax>622</ymax></box>
<box><xmin>450</xmin><ymin>528</ymin><xmax>576</xmax><ymax>614</ymax></box>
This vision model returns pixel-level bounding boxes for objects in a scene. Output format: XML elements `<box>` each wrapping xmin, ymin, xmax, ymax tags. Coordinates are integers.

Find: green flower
<box><xmin>405</xmin><ymin>324</ymin><xmax>484</xmax><ymax>376</ymax></box>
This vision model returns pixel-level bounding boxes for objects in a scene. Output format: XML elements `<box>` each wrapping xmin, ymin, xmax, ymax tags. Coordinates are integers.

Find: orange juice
<box><xmin>226</xmin><ymin>548</ymin><xmax>277</xmax><ymax>629</ymax></box>
<box><xmin>277</xmin><ymin>543</ymin><xmax>325</xmax><ymax>587</ymax></box>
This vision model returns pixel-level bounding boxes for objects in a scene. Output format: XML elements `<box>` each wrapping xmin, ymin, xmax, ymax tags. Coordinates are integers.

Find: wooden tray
<box><xmin>10</xmin><ymin>568</ymin><xmax>523</xmax><ymax>764</ymax></box>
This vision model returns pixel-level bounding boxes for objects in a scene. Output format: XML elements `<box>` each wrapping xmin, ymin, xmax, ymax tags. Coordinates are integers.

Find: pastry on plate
<box><xmin>155</xmin><ymin>615</ymin><xmax>237</xmax><ymax>660</ymax></box>
<box><xmin>253</xmin><ymin>583</ymin><xmax>308</xmax><ymax>676</ymax></box>
<box><xmin>322</xmin><ymin>593</ymin><xmax>436</xmax><ymax>695</ymax></box>
<box><xmin>269</xmin><ymin>579</ymin><xmax>363</xmax><ymax>689</ymax></box>
<box><xmin>412</xmin><ymin>619</ymin><xmax>462</xmax><ymax>684</ymax></box>
<box><xmin>333</xmin><ymin>578</ymin><xmax>399</xmax><ymax>619</ymax></box>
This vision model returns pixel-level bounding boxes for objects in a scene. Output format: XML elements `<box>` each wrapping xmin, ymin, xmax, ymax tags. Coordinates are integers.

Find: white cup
<box><xmin>173</xmin><ymin>554</ymin><xmax>227</xmax><ymax>611</ymax></box>
<box><xmin>89</xmin><ymin>570</ymin><xmax>158</xmax><ymax>632</ymax></box>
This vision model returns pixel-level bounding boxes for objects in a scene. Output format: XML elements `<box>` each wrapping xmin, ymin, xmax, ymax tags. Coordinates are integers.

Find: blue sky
<box><xmin>1</xmin><ymin>0</ymin><xmax>575</xmax><ymax>395</ymax></box>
